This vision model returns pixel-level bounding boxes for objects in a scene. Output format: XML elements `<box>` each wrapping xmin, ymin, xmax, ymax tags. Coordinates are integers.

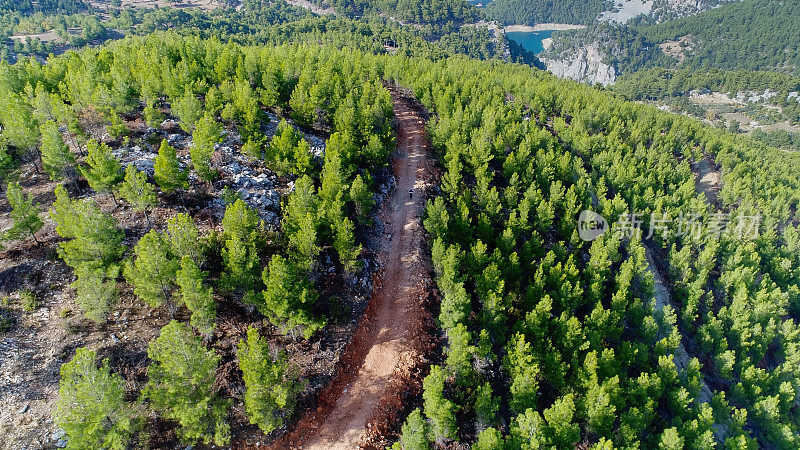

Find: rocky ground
<box><xmin>0</xmin><ymin>105</ymin><xmax>391</xmax><ymax>448</ymax></box>
<box><xmin>541</xmin><ymin>43</ymin><xmax>617</xmax><ymax>86</ymax></box>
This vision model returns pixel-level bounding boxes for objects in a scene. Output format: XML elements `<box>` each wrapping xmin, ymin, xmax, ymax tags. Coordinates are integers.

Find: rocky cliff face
<box><xmin>540</xmin><ymin>44</ymin><xmax>616</xmax><ymax>86</ymax></box>
<box><xmin>649</xmin><ymin>0</ymin><xmax>735</xmax><ymax>22</ymax></box>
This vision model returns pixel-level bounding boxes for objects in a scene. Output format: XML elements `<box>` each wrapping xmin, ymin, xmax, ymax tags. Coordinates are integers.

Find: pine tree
<box><xmin>143</xmin><ymin>100</ymin><xmax>164</xmax><ymax>128</ymax></box>
<box><xmin>3</xmin><ymin>182</ymin><xmax>43</xmax><ymax>245</ymax></box>
<box><xmin>0</xmin><ymin>91</ymin><xmax>38</xmax><ymax>157</ymax></box>
<box><xmin>73</xmin><ymin>266</ymin><xmax>118</xmax><ymax>322</ymax></box>
<box><xmin>282</xmin><ymin>177</ymin><xmax>318</xmax><ymax>273</ymax></box>
<box><xmin>241</xmin><ymin>138</ymin><xmax>264</xmax><ymax>159</ymax></box>
<box><xmin>422</xmin><ymin>365</ymin><xmax>457</xmax><ymax>443</ymax></box>
<box><xmin>424</xmin><ymin>197</ymin><xmax>449</xmax><ymax>239</ymax></box>
<box><xmin>50</xmin><ymin>185</ymin><xmax>124</xmax><ymax>270</ymax></box>
<box><xmin>176</xmin><ymin>256</ymin><xmax>215</xmax><ymax>335</ymax></box>
<box><xmin>510</xmin><ymin>408</ymin><xmax>547</xmax><ymax>448</ymax></box>
<box><xmin>438</xmin><ymin>280</ymin><xmax>470</xmax><ymax>332</ymax></box>
<box><xmin>105</xmin><ymin>111</ymin><xmax>128</xmax><ymax>139</ymax></box>
<box><xmin>293</xmin><ymin>138</ymin><xmax>312</xmax><ymax>176</ymax></box>
<box><xmin>506</xmin><ymin>333</ymin><xmax>540</xmax><ymax>415</ymax></box>
<box><xmin>172</xmin><ymin>92</ymin><xmax>203</xmax><ymax>133</ymax></box>
<box><xmin>324</xmin><ymin>131</ymin><xmax>356</xmax><ymax>177</ymax></box>
<box><xmin>261</xmin><ymin>255</ymin><xmax>324</xmax><ymax>339</ymax></box>
<box><xmin>125</xmin><ymin>230</ymin><xmax>179</xmax><ymax>311</ymax></box>
<box><xmin>118</xmin><ymin>164</ymin><xmax>157</xmax><ymax>225</ymax></box>
<box><xmin>444</xmin><ymin>323</ymin><xmax>475</xmax><ymax>378</ymax></box>
<box><xmin>40</xmin><ymin>120</ymin><xmax>76</xmax><ymax>182</ymax></box>
<box><xmin>191</xmin><ymin>112</ymin><xmax>222</xmax><ymax>182</ymax></box>
<box><xmin>55</xmin><ymin>348</ymin><xmax>137</xmax><ymax>450</ymax></box>
<box><xmin>473</xmin><ymin>428</ymin><xmax>503</xmax><ymax>450</ymax></box>
<box><xmin>0</xmin><ymin>143</ymin><xmax>14</xmax><ymax>182</ymax></box>
<box><xmin>318</xmin><ymin>147</ymin><xmax>345</xmax><ymax>228</ymax></box>
<box><xmin>349</xmin><ymin>173</ymin><xmax>373</xmax><ymax>224</ymax></box>
<box><xmin>222</xmin><ymin>236</ymin><xmax>261</xmax><ymax>303</ymax></box>
<box><xmin>268</xmin><ymin>119</ymin><xmax>301</xmax><ymax>175</ymax></box>
<box><xmin>543</xmin><ymin>394</ymin><xmax>579</xmax><ymax>448</ymax></box>
<box><xmin>221</xmin><ymin>199</ymin><xmax>262</xmax><ymax>295</ymax></box>
<box><xmin>397</xmin><ymin>408</ymin><xmax>429</xmax><ymax>450</ymax></box>
<box><xmin>658</xmin><ymin>427</ymin><xmax>684</xmax><ymax>450</ymax></box>
<box><xmin>334</xmin><ymin>216</ymin><xmax>362</xmax><ymax>272</ymax></box>
<box><xmin>143</xmin><ymin>321</ymin><xmax>230</xmax><ymax>446</ymax></box>
<box><xmin>363</xmin><ymin>133</ymin><xmax>388</xmax><ymax>170</ymax></box>
<box><xmin>166</xmin><ymin>213</ymin><xmax>202</xmax><ymax>264</ymax></box>
<box><xmin>154</xmin><ymin>140</ymin><xmax>187</xmax><ymax>194</ymax></box>
<box><xmin>81</xmin><ymin>140</ymin><xmax>123</xmax><ymax>202</ymax></box>
<box><xmin>474</xmin><ymin>383</ymin><xmax>500</xmax><ymax>432</ymax></box>
<box><xmin>50</xmin><ymin>184</ymin><xmax>81</xmax><ymax>241</ymax></box>
<box><xmin>283</xmin><ymin>175</ymin><xmax>317</xmax><ymax>236</ymax></box>
<box><xmin>237</xmin><ymin>327</ymin><xmax>302</xmax><ymax>434</ymax></box>
<box><xmin>287</xmin><ymin>212</ymin><xmax>319</xmax><ymax>272</ymax></box>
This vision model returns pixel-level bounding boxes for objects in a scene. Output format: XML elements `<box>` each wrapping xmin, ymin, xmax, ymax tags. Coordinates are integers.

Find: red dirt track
<box><xmin>271</xmin><ymin>86</ymin><xmax>437</xmax><ymax>449</ymax></box>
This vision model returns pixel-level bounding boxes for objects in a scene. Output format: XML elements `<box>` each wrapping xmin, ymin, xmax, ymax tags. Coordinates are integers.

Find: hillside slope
<box><xmin>3</xmin><ymin>5</ymin><xmax>800</xmax><ymax>449</ymax></box>
<box><xmin>543</xmin><ymin>0</ymin><xmax>800</xmax><ymax>80</ymax></box>
<box><xmin>640</xmin><ymin>0</ymin><xmax>800</xmax><ymax>74</ymax></box>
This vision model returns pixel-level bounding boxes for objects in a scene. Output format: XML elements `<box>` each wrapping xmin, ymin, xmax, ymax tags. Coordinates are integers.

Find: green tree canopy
<box><xmin>125</xmin><ymin>229</ymin><xmax>179</xmax><ymax>311</ymax></box>
<box><xmin>191</xmin><ymin>112</ymin><xmax>222</xmax><ymax>182</ymax></box>
<box><xmin>2</xmin><ymin>181</ymin><xmax>43</xmax><ymax>245</ymax></box>
<box><xmin>395</xmin><ymin>408</ymin><xmax>430</xmax><ymax>450</ymax></box>
<box><xmin>50</xmin><ymin>185</ymin><xmax>124</xmax><ymax>271</ymax></box>
<box><xmin>172</xmin><ymin>92</ymin><xmax>203</xmax><ymax>133</ymax></box>
<box><xmin>221</xmin><ymin>199</ymin><xmax>262</xmax><ymax>296</ymax></box>
<box><xmin>118</xmin><ymin>164</ymin><xmax>157</xmax><ymax>224</ymax></box>
<box><xmin>237</xmin><ymin>327</ymin><xmax>303</xmax><ymax>434</ymax></box>
<box><xmin>40</xmin><ymin>119</ymin><xmax>75</xmax><ymax>182</ymax></box>
<box><xmin>261</xmin><ymin>254</ymin><xmax>324</xmax><ymax>339</ymax></box>
<box><xmin>143</xmin><ymin>320</ymin><xmax>230</xmax><ymax>446</ymax></box>
<box><xmin>166</xmin><ymin>212</ymin><xmax>202</xmax><ymax>264</ymax></box>
<box><xmin>422</xmin><ymin>365</ymin><xmax>457</xmax><ymax>443</ymax></box>
<box><xmin>153</xmin><ymin>140</ymin><xmax>187</xmax><ymax>194</ymax></box>
<box><xmin>72</xmin><ymin>265</ymin><xmax>118</xmax><ymax>323</ymax></box>
<box><xmin>55</xmin><ymin>348</ymin><xmax>137</xmax><ymax>450</ymax></box>
<box><xmin>176</xmin><ymin>256</ymin><xmax>216</xmax><ymax>335</ymax></box>
<box><xmin>81</xmin><ymin>140</ymin><xmax>123</xmax><ymax>199</ymax></box>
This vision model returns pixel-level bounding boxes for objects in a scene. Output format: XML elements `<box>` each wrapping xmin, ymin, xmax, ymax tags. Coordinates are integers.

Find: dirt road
<box><xmin>278</xmin><ymin>87</ymin><xmax>436</xmax><ymax>449</ymax></box>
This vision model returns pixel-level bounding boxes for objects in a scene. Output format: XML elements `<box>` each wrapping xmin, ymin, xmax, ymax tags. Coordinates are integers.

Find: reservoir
<box><xmin>506</xmin><ymin>29</ymin><xmax>555</xmax><ymax>54</ymax></box>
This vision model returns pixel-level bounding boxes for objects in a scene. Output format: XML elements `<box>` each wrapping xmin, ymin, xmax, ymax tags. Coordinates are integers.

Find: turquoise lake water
<box><xmin>506</xmin><ymin>30</ymin><xmax>555</xmax><ymax>55</ymax></box>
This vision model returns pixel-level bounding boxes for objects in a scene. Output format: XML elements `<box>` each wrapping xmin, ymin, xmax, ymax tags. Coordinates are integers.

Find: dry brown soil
<box><xmin>692</xmin><ymin>153</ymin><xmax>722</xmax><ymax>207</ymax></box>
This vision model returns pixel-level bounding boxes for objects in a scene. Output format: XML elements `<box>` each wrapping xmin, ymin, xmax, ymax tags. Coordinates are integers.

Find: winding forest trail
<box><xmin>644</xmin><ymin>247</ymin><xmax>730</xmax><ymax>440</ymax></box>
<box><xmin>279</xmin><ymin>87</ymin><xmax>436</xmax><ymax>449</ymax></box>
<box><xmin>644</xmin><ymin>250</ymin><xmax>713</xmax><ymax>403</ymax></box>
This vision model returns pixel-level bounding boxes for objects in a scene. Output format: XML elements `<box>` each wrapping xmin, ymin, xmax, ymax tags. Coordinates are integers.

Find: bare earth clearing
<box><xmin>285</xmin><ymin>0</ymin><xmax>336</xmax><ymax>15</ymax></box>
<box><xmin>692</xmin><ymin>154</ymin><xmax>722</xmax><ymax>207</ymax></box>
<box><xmin>275</xmin><ymin>87</ymin><xmax>437</xmax><ymax>449</ymax></box>
<box><xmin>599</xmin><ymin>0</ymin><xmax>654</xmax><ymax>23</ymax></box>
